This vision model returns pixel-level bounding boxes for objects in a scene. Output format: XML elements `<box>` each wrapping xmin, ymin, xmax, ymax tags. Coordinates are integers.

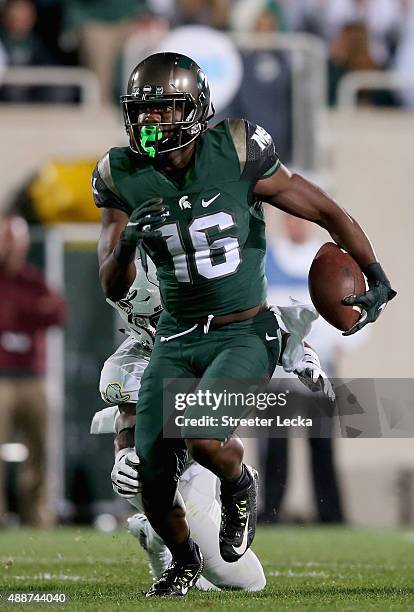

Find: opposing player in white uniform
<box><xmin>91</xmin><ymin>256</ymin><xmax>334</xmax><ymax>591</ymax></box>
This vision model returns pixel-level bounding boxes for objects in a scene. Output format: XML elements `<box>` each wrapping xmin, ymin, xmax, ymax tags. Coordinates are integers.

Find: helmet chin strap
<box><xmin>140</xmin><ymin>125</ymin><xmax>163</xmax><ymax>157</ymax></box>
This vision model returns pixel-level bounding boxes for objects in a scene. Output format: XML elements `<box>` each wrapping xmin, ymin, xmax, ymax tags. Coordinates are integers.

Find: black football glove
<box><xmin>120</xmin><ymin>197</ymin><xmax>168</xmax><ymax>246</ymax></box>
<box><xmin>342</xmin><ymin>263</ymin><xmax>396</xmax><ymax>336</ymax></box>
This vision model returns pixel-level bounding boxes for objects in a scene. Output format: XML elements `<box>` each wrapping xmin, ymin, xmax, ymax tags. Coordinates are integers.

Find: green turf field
<box><xmin>0</xmin><ymin>526</ymin><xmax>413</xmax><ymax>610</ymax></box>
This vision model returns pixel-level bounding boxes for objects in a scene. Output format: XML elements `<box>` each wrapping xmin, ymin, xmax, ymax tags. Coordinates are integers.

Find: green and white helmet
<box><xmin>107</xmin><ymin>256</ymin><xmax>162</xmax><ymax>348</ymax></box>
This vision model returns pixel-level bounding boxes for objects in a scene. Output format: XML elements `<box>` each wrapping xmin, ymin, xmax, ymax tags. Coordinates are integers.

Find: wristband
<box><xmin>362</xmin><ymin>262</ymin><xmax>390</xmax><ymax>287</ymax></box>
<box><xmin>112</xmin><ymin>241</ymin><xmax>136</xmax><ymax>265</ymax></box>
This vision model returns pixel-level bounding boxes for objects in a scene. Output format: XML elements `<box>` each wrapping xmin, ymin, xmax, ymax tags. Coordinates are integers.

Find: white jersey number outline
<box><xmin>158</xmin><ymin>211</ymin><xmax>241</xmax><ymax>282</ymax></box>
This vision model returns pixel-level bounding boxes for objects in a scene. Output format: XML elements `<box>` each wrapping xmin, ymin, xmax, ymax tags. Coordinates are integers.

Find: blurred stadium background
<box><xmin>0</xmin><ymin>0</ymin><xmax>412</xmax><ymax>537</ymax></box>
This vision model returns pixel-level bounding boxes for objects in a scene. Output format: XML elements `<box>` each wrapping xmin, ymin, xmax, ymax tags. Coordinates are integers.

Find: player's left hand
<box><xmin>294</xmin><ymin>346</ymin><xmax>335</xmax><ymax>402</ymax></box>
<box><xmin>342</xmin><ymin>280</ymin><xmax>397</xmax><ymax>336</ymax></box>
<box><xmin>111</xmin><ymin>448</ymin><xmax>141</xmax><ymax>498</ymax></box>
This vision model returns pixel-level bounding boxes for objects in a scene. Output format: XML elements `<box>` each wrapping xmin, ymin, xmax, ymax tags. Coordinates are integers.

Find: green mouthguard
<box><xmin>140</xmin><ymin>125</ymin><xmax>163</xmax><ymax>158</ymax></box>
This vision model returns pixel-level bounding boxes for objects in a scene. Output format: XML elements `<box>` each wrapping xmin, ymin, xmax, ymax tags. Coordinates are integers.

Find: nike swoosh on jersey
<box><xmin>266</xmin><ymin>333</ymin><xmax>279</xmax><ymax>341</ymax></box>
<box><xmin>232</xmin><ymin>513</ymin><xmax>250</xmax><ymax>556</ymax></box>
<box><xmin>201</xmin><ymin>192</ymin><xmax>221</xmax><ymax>207</ymax></box>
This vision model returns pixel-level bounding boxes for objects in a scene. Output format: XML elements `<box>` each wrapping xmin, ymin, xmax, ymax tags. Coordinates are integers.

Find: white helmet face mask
<box><xmin>107</xmin><ymin>256</ymin><xmax>162</xmax><ymax>348</ymax></box>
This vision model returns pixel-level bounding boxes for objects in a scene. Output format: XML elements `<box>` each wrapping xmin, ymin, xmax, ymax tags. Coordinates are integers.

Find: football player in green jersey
<box><xmin>93</xmin><ymin>52</ymin><xmax>396</xmax><ymax>597</ymax></box>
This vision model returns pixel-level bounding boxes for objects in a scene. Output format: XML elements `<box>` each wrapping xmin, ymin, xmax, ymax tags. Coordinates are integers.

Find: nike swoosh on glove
<box><xmin>342</xmin><ymin>280</ymin><xmax>396</xmax><ymax>336</ymax></box>
<box><xmin>120</xmin><ymin>198</ymin><xmax>168</xmax><ymax>246</ymax></box>
<box><xmin>111</xmin><ymin>448</ymin><xmax>141</xmax><ymax>498</ymax></box>
<box><xmin>293</xmin><ymin>346</ymin><xmax>335</xmax><ymax>402</ymax></box>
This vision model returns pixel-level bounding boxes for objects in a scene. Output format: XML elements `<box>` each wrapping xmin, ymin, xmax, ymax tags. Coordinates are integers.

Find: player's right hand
<box><xmin>111</xmin><ymin>448</ymin><xmax>141</xmax><ymax>498</ymax></box>
<box><xmin>120</xmin><ymin>198</ymin><xmax>168</xmax><ymax>246</ymax></box>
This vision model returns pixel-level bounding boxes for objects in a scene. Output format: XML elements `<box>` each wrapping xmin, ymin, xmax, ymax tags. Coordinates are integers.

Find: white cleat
<box><xmin>196</xmin><ymin>575</ymin><xmax>220</xmax><ymax>591</ymax></box>
<box><xmin>127</xmin><ymin>513</ymin><xmax>172</xmax><ymax>579</ymax></box>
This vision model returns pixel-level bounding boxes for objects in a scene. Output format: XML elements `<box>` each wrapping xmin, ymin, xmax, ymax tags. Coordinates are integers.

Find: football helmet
<box><xmin>107</xmin><ymin>256</ymin><xmax>162</xmax><ymax>348</ymax></box>
<box><xmin>121</xmin><ymin>52</ymin><xmax>213</xmax><ymax>157</ymax></box>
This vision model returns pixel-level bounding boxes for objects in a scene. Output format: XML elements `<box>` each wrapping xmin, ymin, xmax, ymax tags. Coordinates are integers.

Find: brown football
<box><xmin>308</xmin><ymin>242</ymin><xmax>366</xmax><ymax>331</ymax></box>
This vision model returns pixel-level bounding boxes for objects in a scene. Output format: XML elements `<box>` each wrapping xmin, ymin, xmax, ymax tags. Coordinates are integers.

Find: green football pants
<box><xmin>135</xmin><ymin>308</ymin><xmax>281</xmax><ymax>485</ymax></box>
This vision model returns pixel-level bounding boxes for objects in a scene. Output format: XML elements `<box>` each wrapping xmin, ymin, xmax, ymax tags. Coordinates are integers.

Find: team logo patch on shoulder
<box><xmin>103</xmin><ymin>382</ymin><xmax>131</xmax><ymax>405</ymax></box>
<box><xmin>251</xmin><ymin>125</ymin><xmax>272</xmax><ymax>151</ymax></box>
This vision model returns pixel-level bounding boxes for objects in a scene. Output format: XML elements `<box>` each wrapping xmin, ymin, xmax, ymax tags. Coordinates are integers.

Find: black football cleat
<box><xmin>145</xmin><ymin>543</ymin><xmax>204</xmax><ymax>597</ymax></box>
<box><xmin>219</xmin><ymin>464</ymin><xmax>259</xmax><ymax>563</ymax></box>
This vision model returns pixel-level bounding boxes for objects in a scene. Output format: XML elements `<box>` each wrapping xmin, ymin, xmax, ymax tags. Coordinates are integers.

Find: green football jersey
<box><xmin>93</xmin><ymin>119</ymin><xmax>280</xmax><ymax>320</ymax></box>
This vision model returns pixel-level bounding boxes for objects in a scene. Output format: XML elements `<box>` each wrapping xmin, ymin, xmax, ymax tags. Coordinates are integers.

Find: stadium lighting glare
<box><xmin>0</xmin><ymin>443</ymin><xmax>29</xmax><ymax>463</ymax></box>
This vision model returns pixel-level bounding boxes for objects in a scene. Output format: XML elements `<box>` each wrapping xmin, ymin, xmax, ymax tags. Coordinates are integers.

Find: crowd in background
<box><xmin>0</xmin><ymin>0</ymin><xmax>414</xmax><ymax>108</ymax></box>
<box><xmin>0</xmin><ymin>216</ymin><xmax>66</xmax><ymax>527</ymax></box>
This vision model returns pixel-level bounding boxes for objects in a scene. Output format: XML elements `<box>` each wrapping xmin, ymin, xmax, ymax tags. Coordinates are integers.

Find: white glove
<box><xmin>293</xmin><ymin>346</ymin><xmax>336</xmax><ymax>403</ymax></box>
<box><xmin>111</xmin><ymin>448</ymin><xmax>141</xmax><ymax>498</ymax></box>
<box><xmin>271</xmin><ymin>301</ymin><xmax>319</xmax><ymax>371</ymax></box>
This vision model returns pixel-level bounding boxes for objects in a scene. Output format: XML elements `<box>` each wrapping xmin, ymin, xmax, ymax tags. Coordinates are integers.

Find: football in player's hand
<box><xmin>308</xmin><ymin>242</ymin><xmax>366</xmax><ymax>331</ymax></box>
